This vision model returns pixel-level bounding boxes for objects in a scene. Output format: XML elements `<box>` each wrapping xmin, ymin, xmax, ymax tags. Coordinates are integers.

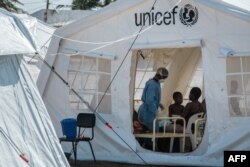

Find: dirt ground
<box><xmin>69</xmin><ymin>160</ymin><xmax>168</xmax><ymax>167</ymax></box>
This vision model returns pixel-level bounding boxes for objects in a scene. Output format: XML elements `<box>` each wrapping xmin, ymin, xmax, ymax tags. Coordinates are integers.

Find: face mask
<box><xmin>159</xmin><ymin>79</ymin><xmax>165</xmax><ymax>83</ymax></box>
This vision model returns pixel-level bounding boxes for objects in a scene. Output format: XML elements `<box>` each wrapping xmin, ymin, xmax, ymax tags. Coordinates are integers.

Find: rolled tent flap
<box><xmin>219</xmin><ymin>47</ymin><xmax>250</xmax><ymax>57</ymax></box>
<box><xmin>132</xmin><ymin>39</ymin><xmax>202</xmax><ymax>50</ymax></box>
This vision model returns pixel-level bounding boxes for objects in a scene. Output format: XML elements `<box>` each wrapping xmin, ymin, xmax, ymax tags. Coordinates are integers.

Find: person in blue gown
<box><xmin>138</xmin><ymin>67</ymin><xmax>168</xmax><ymax>131</ymax></box>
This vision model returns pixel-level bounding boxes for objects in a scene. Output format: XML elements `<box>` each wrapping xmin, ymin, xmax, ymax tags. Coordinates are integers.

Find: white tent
<box><xmin>37</xmin><ymin>0</ymin><xmax>250</xmax><ymax>166</ymax></box>
<box><xmin>31</xmin><ymin>9</ymin><xmax>94</xmax><ymax>28</ymax></box>
<box><xmin>16</xmin><ymin>13</ymin><xmax>56</xmax><ymax>81</ymax></box>
<box><xmin>0</xmin><ymin>8</ymin><xmax>69</xmax><ymax>167</ymax></box>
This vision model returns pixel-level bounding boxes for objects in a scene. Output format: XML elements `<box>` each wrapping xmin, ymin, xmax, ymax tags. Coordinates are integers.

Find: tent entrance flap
<box><xmin>131</xmin><ymin>47</ymin><xmax>205</xmax><ymax>152</ymax></box>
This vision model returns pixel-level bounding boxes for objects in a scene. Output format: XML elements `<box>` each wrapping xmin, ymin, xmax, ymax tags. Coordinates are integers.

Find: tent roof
<box><xmin>16</xmin><ymin>14</ymin><xmax>55</xmax><ymax>55</ymax></box>
<box><xmin>55</xmin><ymin>0</ymin><xmax>250</xmax><ymax>38</ymax></box>
<box><xmin>16</xmin><ymin>14</ymin><xmax>56</xmax><ymax>81</ymax></box>
<box><xmin>55</xmin><ymin>0</ymin><xmax>146</xmax><ymax>37</ymax></box>
<box><xmin>31</xmin><ymin>9</ymin><xmax>94</xmax><ymax>27</ymax></box>
<box><xmin>0</xmin><ymin>8</ymin><xmax>37</xmax><ymax>56</ymax></box>
<box><xmin>198</xmin><ymin>0</ymin><xmax>250</xmax><ymax>22</ymax></box>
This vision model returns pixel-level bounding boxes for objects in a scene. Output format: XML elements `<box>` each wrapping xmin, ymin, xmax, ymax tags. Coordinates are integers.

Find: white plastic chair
<box><xmin>185</xmin><ymin>112</ymin><xmax>205</xmax><ymax>150</ymax></box>
<box><xmin>194</xmin><ymin>118</ymin><xmax>206</xmax><ymax>148</ymax></box>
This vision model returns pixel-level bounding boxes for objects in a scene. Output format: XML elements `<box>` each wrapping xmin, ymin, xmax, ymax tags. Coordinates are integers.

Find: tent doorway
<box><xmin>131</xmin><ymin>47</ymin><xmax>206</xmax><ymax>152</ymax></box>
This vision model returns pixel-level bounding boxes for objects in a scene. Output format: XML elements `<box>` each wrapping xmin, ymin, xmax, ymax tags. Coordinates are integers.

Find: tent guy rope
<box><xmin>0</xmin><ymin>127</ymin><xmax>31</xmax><ymax>166</ymax></box>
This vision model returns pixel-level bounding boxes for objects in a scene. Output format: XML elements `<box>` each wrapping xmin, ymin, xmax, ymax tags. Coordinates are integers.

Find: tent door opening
<box><xmin>131</xmin><ymin>47</ymin><xmax>206</xmax><ymax>153</ymax></box>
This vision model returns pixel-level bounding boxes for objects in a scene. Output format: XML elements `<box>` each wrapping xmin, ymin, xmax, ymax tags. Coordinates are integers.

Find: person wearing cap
<box><xmin>138</xmin><ymin>67</ymin><xmax>168</xmax><ymax>131</ymax></box>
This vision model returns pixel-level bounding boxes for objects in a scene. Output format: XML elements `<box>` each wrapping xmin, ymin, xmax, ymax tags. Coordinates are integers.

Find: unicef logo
<box><xmin>179</xmin><ymin>4</ymin><xmax>198</xmax><ymax>26</ymax></box>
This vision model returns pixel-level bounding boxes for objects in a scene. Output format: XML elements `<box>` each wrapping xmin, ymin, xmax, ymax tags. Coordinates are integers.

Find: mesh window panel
<box><xmin>69</xmin><ymin>91</ymin><xmax>96</xmax><ymax>110</ymax></box>
<box><xmin>243</xmin><ymin>74</ymin><xmax>250</xmax><ymax>116</ymax></box>
<box><xmin>68</xmin><ymin>71</ymin><xmax>79</xmax><ymax>87</ymax></box>
<box><xmin>242</xmin><ymin>57</ymin><xmax>250</xmax><ymax>73</ymax></box>
<box><xmin>68</xmin><ymin>56</ymin><xmax>111</xmax><ymax>114</ymax></box>
<box><xmin>79</xmin><ymin>93</ymin><xmax>96</xmax><ymax>110</ymax></box>
<box><xmin>226</xmin><ymin>57</ymin><xmax>250</xmax><ymax>117</ymax></box>
<box><xmin>69</xmin><ymin>55</ymin><xmax>82</xmax><ymax>69</ymax></box>
<box><xmin>83</xmin><ymin>57</ymin><xmax>97</xmax><ymax>71</ymax></box>
<box><xmin>98</xmin><ymin>74</ymin><xmax>111</xmax><ymax>93</ymax></box>
<box><xmin>245</xmin><ymin>95</ymin><xmax>250</xmax><ymax>116</ymax></box>
<box><xmin>82</xmin><ymin>73</ymin><xmax>97</xmax><ymax>91</ymax></box>
<box><xmin>226</xmin><ymin>57</ymin><xmax>241</xmax><ymax>73</ymax></box>
<box><xmin>99</xmin><ymin>59</ymin><xmax>111</xmax><ymax>73</ymax></box>
<box><xmin>228</xmin><ymin>96</ymin><xmax>244</xmax><ymax>116</ymax></box>
<box><xmin>227</xmin><ymin>75</ymin><xmax>243</xmax><ymax>96</ymax></box>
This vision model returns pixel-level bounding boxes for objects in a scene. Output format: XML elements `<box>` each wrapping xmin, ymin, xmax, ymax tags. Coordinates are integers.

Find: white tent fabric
<box><xmin>0</xmin><ymin>9</ymin><xmax>69</xmax><ymax>167</ymax></box>
<box><xmin>17</xmin><ymin>14</ymin><xmax>55</xmax><ymax>57</ymax></box>
<box><xmin>198</xmin><ymin>0</ymin><xmax>250</xmax><ymax>22</ymax></box>
<box><xmin>37</xmin><ymin>0</ymin><xmax>250</xmax><ymax>166</ymax></box>
<box><xmin>17</xmin><ymin>14</ymin><xmax>56</xmax><ymax>81</ymax></box>
<box><xmin>0</xmin><ymin>55</ymin><xmax>69</xmax><ymax>166</ymax></box>
<box><xmin>31</xmin><ymin>9</ymin><xmax>94</xmax><ymax>28</ymax></box>
<box><xmin>0</xmin><ymin>9</ymin><xmax>37</xmax><ymax>55</ymax></box>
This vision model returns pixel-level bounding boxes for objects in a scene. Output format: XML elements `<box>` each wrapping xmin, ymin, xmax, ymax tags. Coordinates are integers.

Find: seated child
<box><xmin>181</xmin><ymin>87</ymin><xmax>204</xmax><ymax>152</ymax></box>
<box><xmin>166</xmin><ymin>91</ymin><xmax>185</xmax><ymax>129</ymax></box>
<box><xmin>169</xmin><ymin>91</ymin><xmax>184</xmax><ymax>117</ymax></box>
<box><xmin>159</xmin><ymin>92</ymin><xmax>184</xmax><ymax>152</ymax></box>
<box><xmin>181</xmin><ymin>87</ymin><xmax>204</xmax><ymax>125</ymax></box>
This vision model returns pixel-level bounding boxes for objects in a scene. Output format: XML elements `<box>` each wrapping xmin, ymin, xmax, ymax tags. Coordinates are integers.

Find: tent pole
<box><xmin>44</xmin><ymin>0</ymin><xmax>49</xmax><ymax>22</ymax></box>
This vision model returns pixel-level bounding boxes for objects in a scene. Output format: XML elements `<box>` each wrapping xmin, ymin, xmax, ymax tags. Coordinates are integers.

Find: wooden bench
<box><xmin>134</xmin><ymin>117</ymin><xmax>186</xmax><ymax>152</ymax></box>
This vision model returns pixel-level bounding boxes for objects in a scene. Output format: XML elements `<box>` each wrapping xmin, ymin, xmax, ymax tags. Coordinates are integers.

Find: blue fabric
<box><xmin>138</xmin><ymin>79</ymin><xmax>161</xmax><ymax>131</ymax></box>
